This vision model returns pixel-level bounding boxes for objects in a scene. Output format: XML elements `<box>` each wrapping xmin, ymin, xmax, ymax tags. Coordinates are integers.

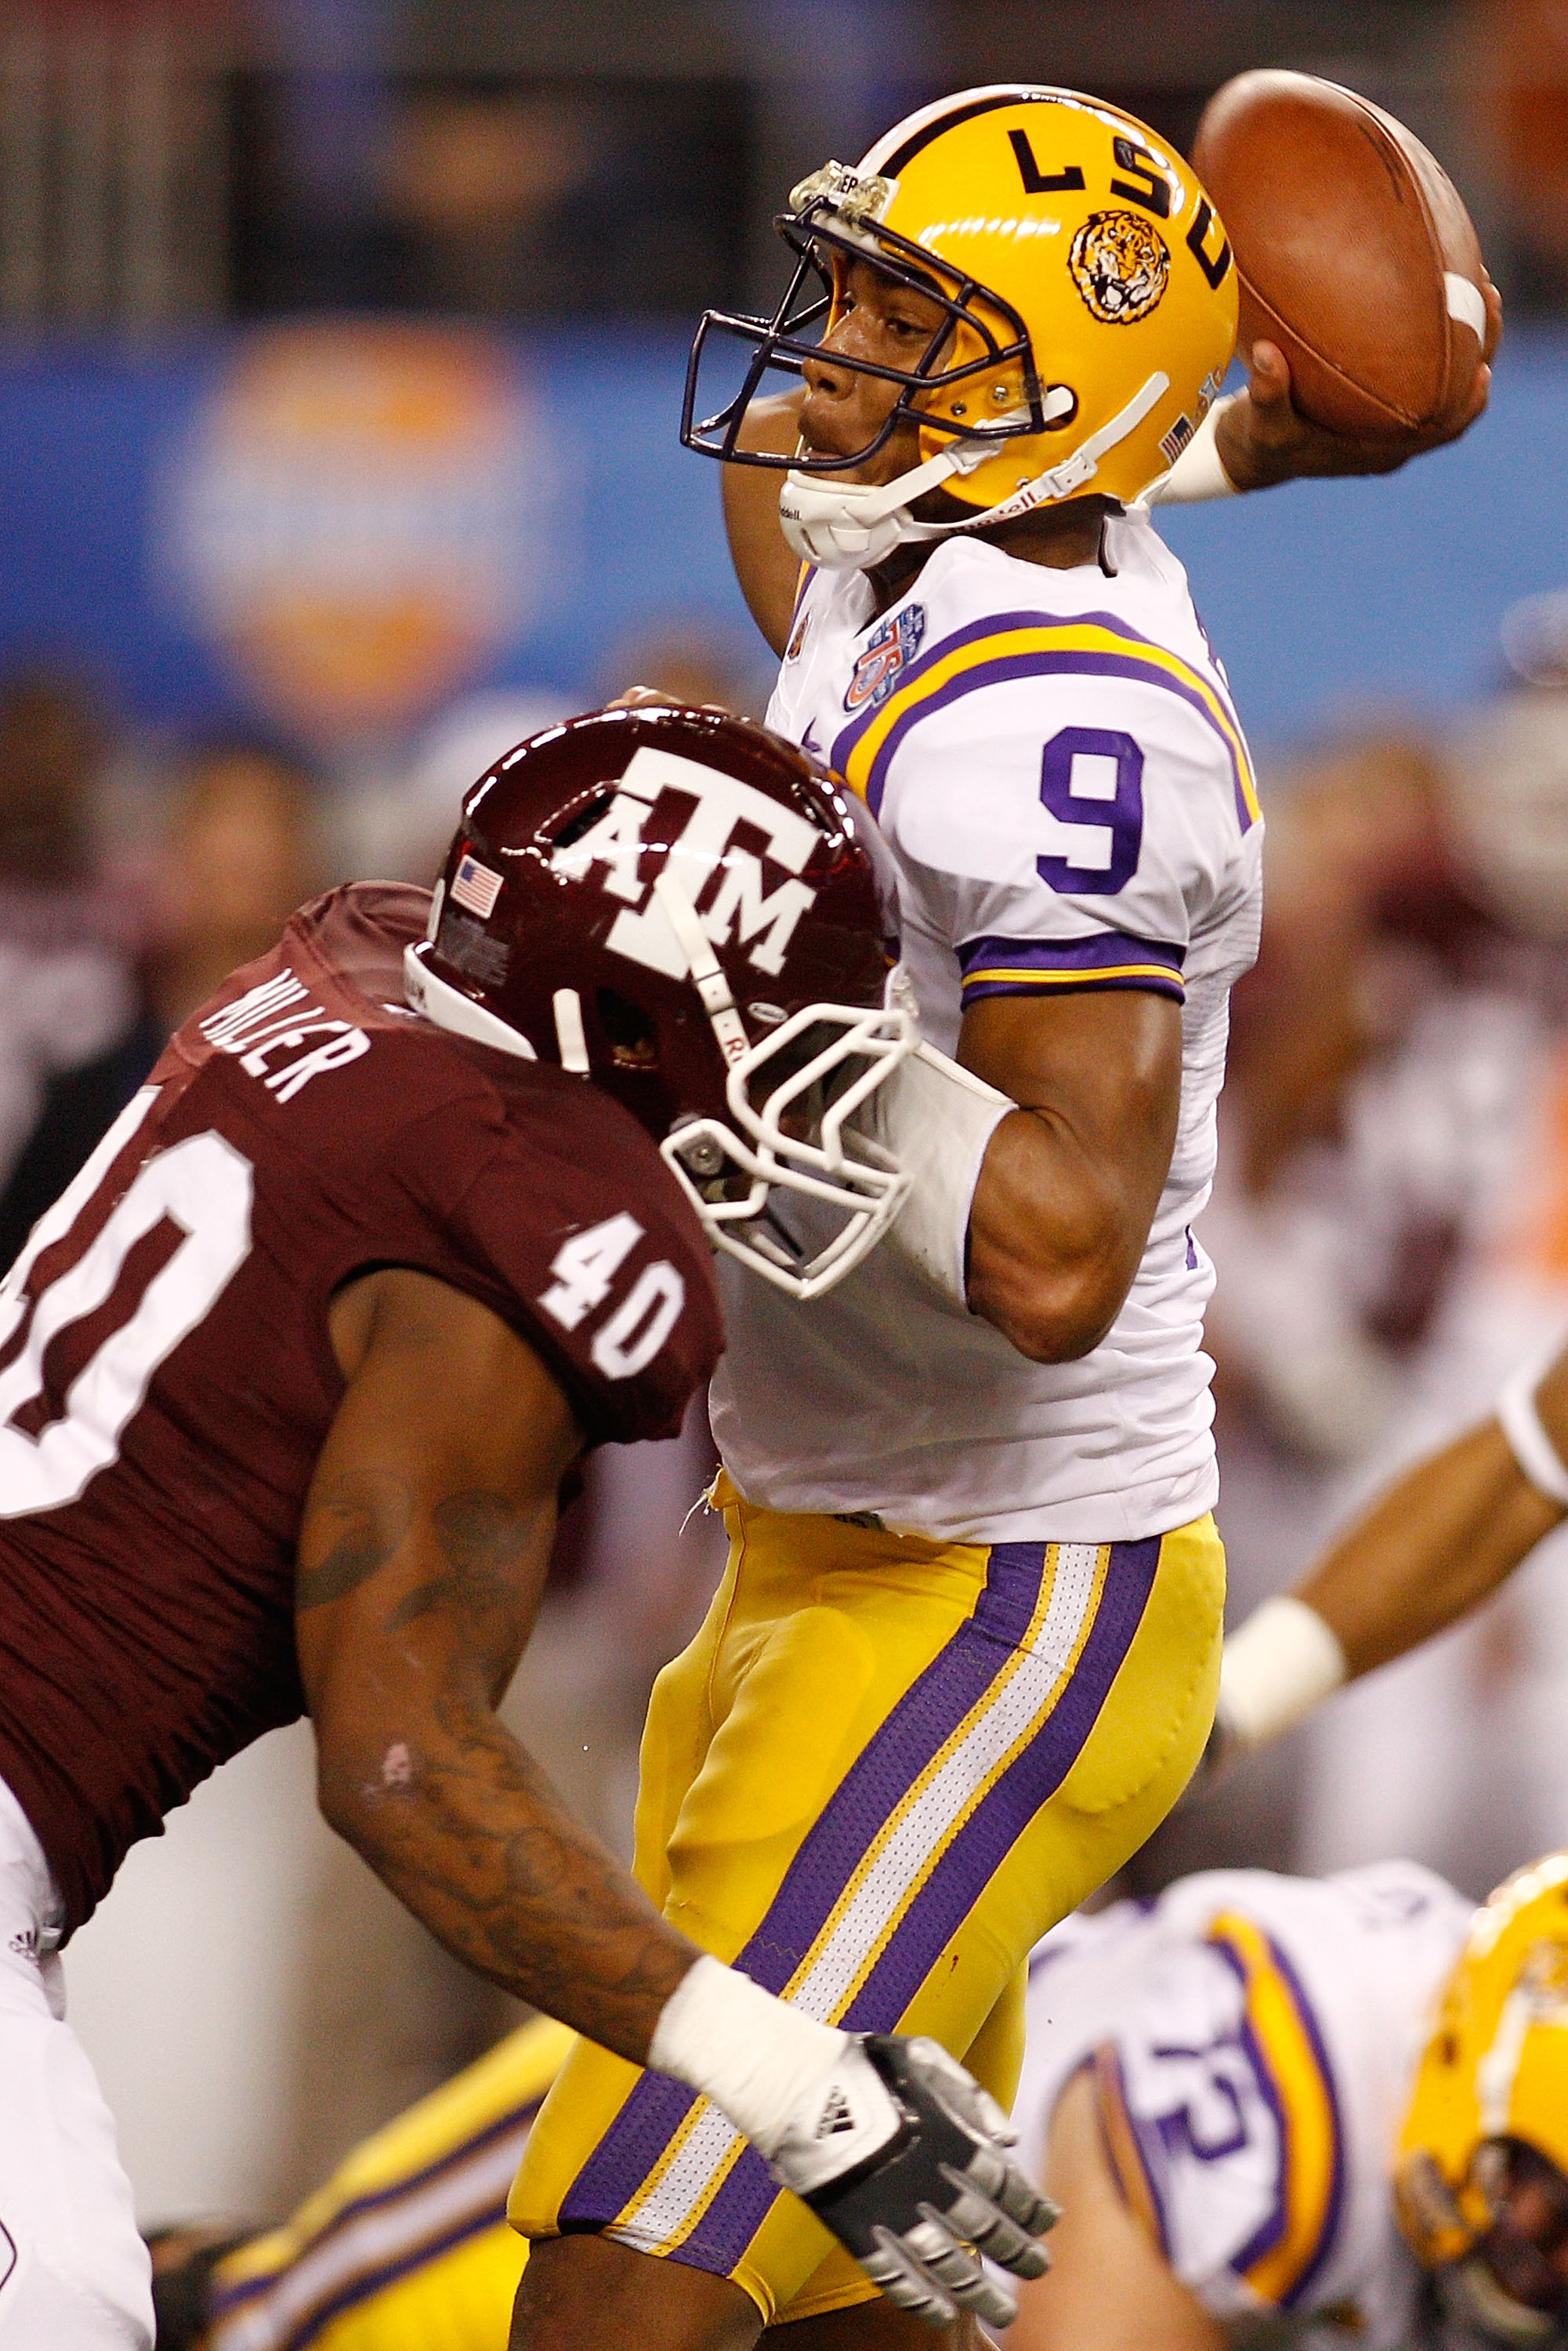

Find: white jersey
<box><xmin>711</xmin><ymin>514</ymin><xmax>1264</xmax><ymax>1541</ymax></box>
<box><xmin>1012</xmin><ymin>1864</ymin><xmax>1472</xmax><ymax>2348</ymax></box>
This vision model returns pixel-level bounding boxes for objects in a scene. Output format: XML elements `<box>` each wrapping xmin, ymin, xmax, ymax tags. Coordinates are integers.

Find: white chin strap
<box><xmin>779</xmin><ymin>371</ymin><xmax>1169</xmax><ymax>571</ymax></box>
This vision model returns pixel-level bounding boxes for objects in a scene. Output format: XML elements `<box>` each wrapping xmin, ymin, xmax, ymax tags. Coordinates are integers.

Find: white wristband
<box><xmin>648</xmin><ymin>1954</ymin><xmax>846</xmax><ymax>2159</ymax></box>
<box><xmin>849</xmin><ymin>1039</ymin><xmax>1013</xmax><ymax>1308</ymax></box>
<box><xmin>1146</xmin><ymin>396</ymin><xmax>1241</xmax><ymax>505</ymax></box>
<box><xmin>1217</xmin><ymin>1595</ymin><xmax>1347</xmax><ymax>1753</ymax></box>
<box><xmin>1496</xmin><ymin>1352</ymin><xmax>1568</xmax><ymax>1509</ymax></box>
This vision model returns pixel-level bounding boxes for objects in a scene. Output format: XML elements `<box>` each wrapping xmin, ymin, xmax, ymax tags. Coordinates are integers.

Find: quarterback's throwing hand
<box><xmin>1216</xmin><ymin>285</ymin><xmax>1500</xmax><ymax>490</ymax></box>
<box><xmin>766</xmin><ymin>2034</ymin><xmax>1058</xmax><ymax>2327</ymax></box>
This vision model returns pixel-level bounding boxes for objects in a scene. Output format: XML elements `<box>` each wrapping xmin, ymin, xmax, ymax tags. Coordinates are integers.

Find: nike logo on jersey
<box><xmin>200</xmin><ymin>970</ymin><xmax>371</xmax><ymax>1104</ymax></box>
<box><xmin>549</xmin><ymin>744</ymin><xmax>820</xmax><ymax>981</ymax></box>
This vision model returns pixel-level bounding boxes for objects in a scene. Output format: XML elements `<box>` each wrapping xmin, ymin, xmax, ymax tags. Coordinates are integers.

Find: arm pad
<box><xmin>1496</xmin><ymin>1349</ymin><xmax>1568</xmax><ymax>1509</ymax></box>
<box><xmin>1216</xmin><ymin>1593</ymin><xmax>1346</xmax><ymax>1754</ymax></box>
<box><xmin>849</xmin><ymin>1041</ymin><xmax>1014</xmax><ymax>1309</ymax></box>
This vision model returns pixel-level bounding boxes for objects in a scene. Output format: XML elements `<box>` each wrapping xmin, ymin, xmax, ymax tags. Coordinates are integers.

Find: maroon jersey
<box><xmin>0</xmin><ymin>882</ymin><xmax>722</xmax><ymax>1932</ymax></box>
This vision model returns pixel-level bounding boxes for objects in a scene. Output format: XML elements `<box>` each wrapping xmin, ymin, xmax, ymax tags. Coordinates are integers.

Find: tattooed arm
<box><xmin>296</xmin><ymin>1264</ymin><xmax>701</xmax><ymax>2066</ymax></box>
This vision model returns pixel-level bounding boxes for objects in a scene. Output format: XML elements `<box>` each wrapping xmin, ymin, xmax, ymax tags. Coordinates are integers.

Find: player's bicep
<box><xmin>959</xmin><ymin>986</ymin><xmax>1182</xmax><ymax>1153</ymax></box>
<box><xmin>1009</xmin><ymin>2069</ymin><xmax>1224</xmax><ymax>2351</ymax></box>
<box><xmin>297</xmin><ymin>1269</ymin><xmax>581</xmax><ymax>1722</ymax></box>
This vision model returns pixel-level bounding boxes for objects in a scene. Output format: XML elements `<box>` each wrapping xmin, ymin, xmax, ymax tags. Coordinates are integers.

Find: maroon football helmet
<box><xmin>404</xmin><ymin>705</ymin><xmax>917</xmax><ymax>1296</ymax></box>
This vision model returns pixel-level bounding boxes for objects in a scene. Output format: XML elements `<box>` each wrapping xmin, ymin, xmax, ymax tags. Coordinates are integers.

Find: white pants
<box><xmin>0</xmin><ymin>1778</ymin><xmax>152</xmax><ymax>2349</ymax></box>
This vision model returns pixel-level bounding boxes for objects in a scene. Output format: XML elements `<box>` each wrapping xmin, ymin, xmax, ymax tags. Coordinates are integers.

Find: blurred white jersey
<box><xmin>1012</xmin><ymin>1863</ymin><xmax>1472</xmax><ymax>2347</ymax></box>
<box><xmin>710</xmin><ymin>513</ymin><xmax>1263</xmax><ymax>1541</ymax></box>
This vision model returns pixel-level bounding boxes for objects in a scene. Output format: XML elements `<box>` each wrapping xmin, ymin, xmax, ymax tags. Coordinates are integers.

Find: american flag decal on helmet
<box><xmin>451</xmin><ymin>853</ymin><xmax>503</xmax><ymax>918</ymax></box>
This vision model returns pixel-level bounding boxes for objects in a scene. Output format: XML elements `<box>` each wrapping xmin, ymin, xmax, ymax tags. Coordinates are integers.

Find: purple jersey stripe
<box><xmin>853</xmin><ymin>647</ymin><xmax>1255</xmax><ymax>836</ymax></box>
<box><xmin>829</xmin><ymin>605</ymin><xmax>1244</xmax><ymax>781</ymax></box>
<box><xmin>1218</xmin><ymin>1933</ymin><xmax>1345</xmax><ymax>2309</ymax></box>
<box><xmin>958</xmin><ymin>932</ymin><xmax>1186</xmax><ymax>978</ymax></box>
<box><xmin>675</xmin><ymin>1534</ymin><xmax>1162</xmax><ymax>2273</ymax></box>
<box><xmin>962</xmin><ymin>967</ymin><xmax>1186</xmax><ymax>1003</ymax></box>
<box><xmin>1100</xmin><ymin>2042</ymin><xmax>1176</xmax><ymax>2260</ymax></box>
<box><xmin>1224</xmin><ymin>1981</ymin><xmax>1290</xmax><ymax>2276</ymax></box>
<box><xmin>1271</xmin><ymin>1935</ymin><xmax>1346</xmax><ymax>2309</ymax></box>
<box><xmin>958</xmin><ymin>930</ymin><xmax>1187</xmax><ymax>1004</ymax></box>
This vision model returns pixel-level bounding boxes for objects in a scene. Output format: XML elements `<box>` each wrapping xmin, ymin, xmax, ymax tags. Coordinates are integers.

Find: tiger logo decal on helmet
<box><xmin>1068</xmin><ymin>210</ymin><xmax>1171</xmax><ymax>325</ymax></box>
<box><xmin>683</xmin><ymin>84</ymin><xmax>1237</xmax><ymax>571</ymax></box>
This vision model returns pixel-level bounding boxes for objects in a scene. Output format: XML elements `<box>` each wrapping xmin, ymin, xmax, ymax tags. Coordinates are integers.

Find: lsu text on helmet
<box><xmin>1397</xmin><ymin>1853</ymin><xmax>1568</xmax><ymax>2342</ymax></box>
<box><xmin>683</xmin><ymin>85</ymin><xmax>1238</xmax><ymax>570</ymax></box>
<box><xmin>404</xmin><ymin>705</ymin><xmax>916</xmax><ymax>1299</ymax></box>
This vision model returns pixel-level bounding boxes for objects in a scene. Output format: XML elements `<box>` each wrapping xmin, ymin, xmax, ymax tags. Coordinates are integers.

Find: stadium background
<box><xmin>6</xmin><ymin>0</ymin><xmax>1568</xmax><ymax>2264</ymax></box>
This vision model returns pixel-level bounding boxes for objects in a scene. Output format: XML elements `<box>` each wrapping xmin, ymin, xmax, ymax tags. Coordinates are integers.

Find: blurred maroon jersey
<box><xmin>0</xmin><ymin>882</ymin><xmax>722</xmax><ymax>1933</ymax></box>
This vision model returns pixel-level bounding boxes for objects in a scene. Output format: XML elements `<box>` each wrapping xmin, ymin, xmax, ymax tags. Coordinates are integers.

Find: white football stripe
<box><xmin>1445</xmin><ymin>272</ymin><xmax>1487</xmax><ymax>342</ymax></box>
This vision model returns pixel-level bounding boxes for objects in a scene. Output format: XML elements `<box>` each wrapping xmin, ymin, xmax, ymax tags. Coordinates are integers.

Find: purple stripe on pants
<box><xmin>559</xmin><ymin>1543</ymin><xmax>1048</xmax><ymax>2234</ymax></box>
<box><xmin>680</xmin><ymin>1536</ymin><xmax>1161</xmax><ymax>2271</ymax></box>
<box><xmin>563</xmin><ymin>1534</ymin><xmax>1161</xmax><ymax>2281</ymax></box>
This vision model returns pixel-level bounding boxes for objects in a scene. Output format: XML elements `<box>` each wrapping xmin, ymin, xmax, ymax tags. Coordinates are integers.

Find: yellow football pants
<box><xmin>207</xmin><ymin>2016</ymin><xmax>572</xmax><ymax>2351</ymax></box>
<box><xmin>511</xmin><ymin>1479</ymin><xmax>1225</xmax><ymax>2327</ymax></box>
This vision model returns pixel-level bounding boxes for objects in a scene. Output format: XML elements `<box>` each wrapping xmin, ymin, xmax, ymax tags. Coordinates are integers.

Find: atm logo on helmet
<box><xmin>550</xmin><ymin>745</ymin><xmax>820</xmax><ymax>980</ymax></box>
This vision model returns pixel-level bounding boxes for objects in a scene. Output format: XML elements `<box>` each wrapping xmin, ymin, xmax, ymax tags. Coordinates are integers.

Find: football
<box><xmin>1191</xmin><ymin>70</ymin><xmax>1490</xmax><ymax>437</ymax></box>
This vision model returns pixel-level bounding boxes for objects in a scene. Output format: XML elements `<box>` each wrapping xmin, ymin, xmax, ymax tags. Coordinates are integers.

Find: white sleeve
<box><xmin>869</xmin><ymin>655</ymin><xmax>1255</xmax><ymax>1012</ymax></box>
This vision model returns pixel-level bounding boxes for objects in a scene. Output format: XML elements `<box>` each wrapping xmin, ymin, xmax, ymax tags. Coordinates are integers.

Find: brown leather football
<box><xmin>1192</xmin><ymin>70</ymin><xmax>1488</xmax><ymax>436</ymax></box>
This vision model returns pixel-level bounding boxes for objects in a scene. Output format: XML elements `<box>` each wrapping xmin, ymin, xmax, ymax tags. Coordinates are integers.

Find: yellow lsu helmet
<box><xmin>1396</xmin><ymin>1855</ymin><xmax>1568</xmax><ymax>2298</ymax></box>
<box><xmin>682</xmin><ymin>85</ymin><xmax>1238</xmax><ymax>571</ymax></box>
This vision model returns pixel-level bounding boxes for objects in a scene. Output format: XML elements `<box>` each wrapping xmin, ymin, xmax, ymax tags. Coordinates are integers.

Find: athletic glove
<box><xmin>764</xmin><ymin>2032</ymin><xmax>1059</xmax><ymax>2328</ymax></box>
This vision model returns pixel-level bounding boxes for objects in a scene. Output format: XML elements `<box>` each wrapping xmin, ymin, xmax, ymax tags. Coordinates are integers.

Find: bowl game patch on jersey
<box><xmin>845</xmin><ymin>606</ymin><xmax>926</xmax><ymax>714</ymax></box>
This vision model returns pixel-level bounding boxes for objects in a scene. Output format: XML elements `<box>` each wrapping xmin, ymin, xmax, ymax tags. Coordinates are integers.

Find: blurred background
<box><xmin>9</xmin><ymin>0</ymin><xmax>1568</xmax><ymax>2254</ymax></box>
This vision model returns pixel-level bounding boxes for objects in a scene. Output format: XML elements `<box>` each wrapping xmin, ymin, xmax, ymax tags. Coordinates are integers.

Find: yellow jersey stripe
<box><xmin>835</xmin><ymin>615</ymin><xmax>1258</xmax><ymax>833</ymax></box>
<box><xmin>961</xmin><ymin>964</ymin><xmax>1185</xmax><ymax>991</ymax></box>
<box><xmin>1207</xmin><ymin>1911</ymin><xmax>1344</xmax><ymax>2307</ymax></box>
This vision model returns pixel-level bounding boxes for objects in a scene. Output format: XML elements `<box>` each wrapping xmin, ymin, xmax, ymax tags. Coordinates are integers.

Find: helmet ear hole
<box><xmin>596</xmin><ymin>987</ymin><xmax>660</xmax><ymax>1070</ymax></box>
<box><xmin>1042</xmin><ymin>387</ymin><xmax>1079</xmax><ymax>432</ymax></box>
<box><xmin>549</xmin><ymin>792</ymin><xmax>614</xmax><ymax>852</ymax></box>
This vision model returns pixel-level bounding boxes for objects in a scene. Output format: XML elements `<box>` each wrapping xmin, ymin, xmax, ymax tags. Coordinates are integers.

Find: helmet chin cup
<box><xmin>777</xmin><ymin>372</ymin><xmax>1169</xmax><ymax>572</ymax></box>
<box><xmin>777</xmin><ymin>442</ymin><xmax>978</xmax><ymax>570</ymax></box>
<box><xmin>660</xmin><ymin>999</ymin><xmax>916</xmax><ymax>1297</ymax></box>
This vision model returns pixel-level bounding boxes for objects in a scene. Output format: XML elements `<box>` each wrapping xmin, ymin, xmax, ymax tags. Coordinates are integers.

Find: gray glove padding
<box><xmin>765</xmin><ymin>2032</ymin><xmax>1058</xmax><ymax>2329</ymax></box>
